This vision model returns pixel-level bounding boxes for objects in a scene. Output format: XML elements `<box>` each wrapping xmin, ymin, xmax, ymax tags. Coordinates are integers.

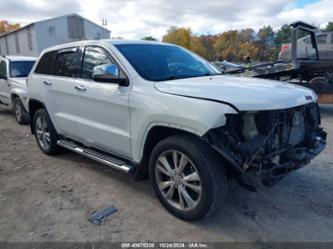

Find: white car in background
<box><xmin>0</xmin><ymin>55</ymin><xmax>36</xmax><ymax>124</ymax></box>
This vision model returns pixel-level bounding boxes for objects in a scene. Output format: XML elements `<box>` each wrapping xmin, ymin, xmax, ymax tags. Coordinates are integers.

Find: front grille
<box><xmin>204</xmin><ymin>103</ymin><xmax>321</xmax><ymax>169</ymax></box>
<box><xmin>203</xmin><ymin>102</ymin><xmax>325</xmax><ymax>187</ymax></box>
<box><xmin>254</xmin><ymin>103</ymin><xmax>318</xmax><ymax>149</ymax></box>
<box><xmin>288</xmin><ymin>110</ymin><xmax>305</xmax><ymax>145</ymax></box>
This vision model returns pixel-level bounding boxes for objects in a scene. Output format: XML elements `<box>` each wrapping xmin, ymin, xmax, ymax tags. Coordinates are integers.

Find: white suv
<box><xmin>0</xmin><ymin>55</ymin><xmax>36</xmax><ymax>124</ymax></box>
<box><xmin>27</xmin><ymin>40</ymin><xmax>326</xmax><ymax>220</ymax></box>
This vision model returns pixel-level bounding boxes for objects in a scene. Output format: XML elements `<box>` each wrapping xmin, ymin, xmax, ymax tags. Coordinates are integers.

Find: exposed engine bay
<box><xmin>203</xmin><ymin>103</ymin><xmax>327</xmax><ymax>189</ymax></box>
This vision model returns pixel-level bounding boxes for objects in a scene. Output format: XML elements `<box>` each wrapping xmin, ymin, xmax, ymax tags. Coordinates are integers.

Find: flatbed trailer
<box><xmin>254</xmin><ymin>60</ymin><xmax>333</xmax><ymax>104</ymax></box>
<box><xmin>227</xmin><ymin>21</ymin><xmax>333</xmax><ymax>104</ymax></box>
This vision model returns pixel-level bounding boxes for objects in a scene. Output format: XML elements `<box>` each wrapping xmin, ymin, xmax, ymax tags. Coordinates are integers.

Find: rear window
<box><xmin>10</xmin><ymin>61</ymin><xmax>35</xmax><ymax>78</ymax></box>
<box><xmin>54</xmin><ymin>48</ymin><xmax>82</xmax><ymax>78</ymax></box>
<box><xmin>34</xmin><ymin>47</ymin><xmax>82</xmax><ymax>78</ymax></box>
<box><xmin>35</xmin><ymin>51</ymin><xmax>57</xmax><ymax>75</ymax></box>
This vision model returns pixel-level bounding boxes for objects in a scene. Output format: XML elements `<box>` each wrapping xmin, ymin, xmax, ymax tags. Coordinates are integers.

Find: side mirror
<box><xmin>92</xmin><ymin>63</ymin><xmax>128</xmax><ymax>86</ymax></box>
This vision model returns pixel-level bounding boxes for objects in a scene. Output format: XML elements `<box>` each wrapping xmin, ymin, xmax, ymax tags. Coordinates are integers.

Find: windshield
<box><xmin>115</xmin><ymin>44</ymin><xmax>219</xmax><ymax>81</ymax></box>
<box><xmin>10</xmin><ymin>61</ymin><xmax>35</xmax><ymax>78</ymax></box>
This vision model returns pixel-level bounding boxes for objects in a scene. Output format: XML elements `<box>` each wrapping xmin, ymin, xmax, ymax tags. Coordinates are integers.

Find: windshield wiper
<box><xmin>163</xmin><ymin>76</ymin><xmax>179</xmax><ymax>80</ymax></box>
<box><xmin>155</xmin><ymin>72</ymin><xmax>220</xmax><ymax>82</ymax></box>
<box><xmin>155</xmin><ymin>75</ymin><xmax>186</xmax><ymax>81</ymax></box>
<box><xmin>181</xmin><ymin>73</ymin><xmax>220</xmax><ymax>79</ymax></box>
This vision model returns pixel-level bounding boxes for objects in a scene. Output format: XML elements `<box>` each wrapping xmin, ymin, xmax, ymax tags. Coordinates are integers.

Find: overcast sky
<box><xmin>0</xmin><ymin>0</ymin><xmax>332</xmax><ymax>39</ymax></box>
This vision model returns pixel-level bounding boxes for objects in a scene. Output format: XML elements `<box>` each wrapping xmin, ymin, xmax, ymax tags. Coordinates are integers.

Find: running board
<box><xmin>56</xmin><ymin>139</ymin><xmax>135</xmax><ymax>174</ymax></box>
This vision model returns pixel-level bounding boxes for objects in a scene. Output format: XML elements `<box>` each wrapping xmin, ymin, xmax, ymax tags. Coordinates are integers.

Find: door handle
<box><xmin>75</xmin><ymin>85</ymin><xmax>86</xmax><ymax>91</ymax></box>
<box><xmin>43</xmin><ymin>81</ymin><xmax>52</xmax><ymax>86</ymax></box>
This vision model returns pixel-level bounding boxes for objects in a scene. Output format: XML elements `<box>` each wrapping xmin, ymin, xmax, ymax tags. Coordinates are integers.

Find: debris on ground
<box><xmin>88</xmin><ymin>205</ymin><xmax>118</xmax><ymax>225</ymax></box>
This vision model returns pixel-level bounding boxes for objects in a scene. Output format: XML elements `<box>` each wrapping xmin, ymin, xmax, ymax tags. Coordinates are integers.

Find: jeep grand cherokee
<box><xmin>27</xmin><ymin>40</ymin><xmax>326</xmax><ymax>220</ymax></box>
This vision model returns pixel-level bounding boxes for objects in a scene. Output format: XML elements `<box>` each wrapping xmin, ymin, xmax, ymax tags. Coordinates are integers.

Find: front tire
<box><xmin>13</xmin><ymin>97</ymin><xmax>30</xmax><ymax>124</ymax></box>
<box><xmin>32</xmin><ymin>108</ymin><xmax>61</xmax><ymax>155</ymax></box>
<box><xmin>149</xmin><ymin>135</ymin><xmax>227</xmax><ymax>221</ymax></box>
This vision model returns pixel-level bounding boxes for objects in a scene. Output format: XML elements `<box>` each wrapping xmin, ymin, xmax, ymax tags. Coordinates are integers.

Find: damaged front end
<box><xmin>203</xmin><ymin>103</ymin><xmax>326</xmax><ymax>190</ymax></box>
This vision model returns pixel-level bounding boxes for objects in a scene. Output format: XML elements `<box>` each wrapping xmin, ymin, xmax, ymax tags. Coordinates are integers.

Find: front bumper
<box><xmin>202</xmin><ymin>103</ymin><xmax>327</xmax><ymax>190</ymax></box>
<box><xmin>245</xmin><ymin>128</ymin><xmax>327</xmax><ymax>187</ymax></box>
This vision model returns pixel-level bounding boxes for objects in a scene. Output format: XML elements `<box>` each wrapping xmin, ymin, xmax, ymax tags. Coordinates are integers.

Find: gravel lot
<box><xmin>0</xmin><ymin>105</ymin><xmax>332</xmax><ymax>242</ymax></box>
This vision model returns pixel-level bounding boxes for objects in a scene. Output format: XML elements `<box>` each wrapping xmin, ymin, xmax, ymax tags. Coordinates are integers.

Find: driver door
<box><xmin>72</xmin><ymin>46</ymin><xmax>131</xmax><ymax>158</ymax></box>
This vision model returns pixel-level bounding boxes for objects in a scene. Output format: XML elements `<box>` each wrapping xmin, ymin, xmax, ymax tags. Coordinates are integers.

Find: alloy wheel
<box><xmin>35</xmin><ymin>115</ymin><xmax>51</xmax><ymax>151</ymax></box>
<box><xmin>14</xmin><ymin>99</ymin><xmax>22</xmax><ymax>122</ymax></box>
<box><xmin>155</xmin><ymin>150</ymin><xmax>202</xmax><ymax>211</ymax></box>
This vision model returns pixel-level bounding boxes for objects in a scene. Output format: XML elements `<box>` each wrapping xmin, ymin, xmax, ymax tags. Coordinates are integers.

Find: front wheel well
<box><xmin>10</xmin><ymin>93</ymin><xmax>19</xmax><ymax>102</ymax></box>
<box><xmin>134</xmin><ymin>126</ymin><xmax>197</xmax><ymax>181</ymax></box>
<box><xmin>28</xmin><ymin>99</ymin><xmax>45</xmax><ymax>133</ymax></box>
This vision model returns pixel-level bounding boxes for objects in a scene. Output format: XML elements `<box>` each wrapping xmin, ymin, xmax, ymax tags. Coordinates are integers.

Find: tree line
<box><xmin>145</xmin><ymin>22</ymin><xmax>333</xmax><ymax>62</ymax></box>
<box><xmin>2</xmin><ymin>19</ymin><xmax>333</xmax><ymax>63</ymax></box>
<box><xmin>0</xmin><ymin>20</ymin><xmax>20</xmax><ymax>35</ymax></box>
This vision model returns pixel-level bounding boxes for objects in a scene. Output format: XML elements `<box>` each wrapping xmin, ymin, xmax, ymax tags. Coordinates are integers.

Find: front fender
<box><xmin>130</xmin><ymin>91</ymin><xmax>238</xmax><ymax>162</ymax></box>
<box><xmin>10</xmin><ymin>88</ymin><xmax>29</xmax><ymax>112</ymax></box>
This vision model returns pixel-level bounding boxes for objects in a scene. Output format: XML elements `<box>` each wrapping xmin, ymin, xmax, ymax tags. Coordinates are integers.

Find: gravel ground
<box><xmin>0</xmin><ymin>105</ymin><xmax>332</xmax><ymax>242</ymax></box>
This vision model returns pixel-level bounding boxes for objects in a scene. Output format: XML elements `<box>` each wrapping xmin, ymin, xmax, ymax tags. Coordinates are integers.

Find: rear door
<box><xmin>0</xmin><ymin>59</ymin><xmax>10</xmax><ymax>105</ymax></box>
<box><xmin>34</xmin><ymin>47</ymin><xmax>82</xmax><ymax>138</ymax></box>
<box><xmin>71</xmin><ymin>46</ymin><xmax>131</xmax><ymax>157</ymax></box>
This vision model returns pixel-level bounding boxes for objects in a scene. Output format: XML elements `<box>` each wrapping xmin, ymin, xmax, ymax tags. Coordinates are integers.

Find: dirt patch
<box><xmin>0</xmin><ymin>105</ymin><xmax>333</xmax><ymax>242</ymax></box>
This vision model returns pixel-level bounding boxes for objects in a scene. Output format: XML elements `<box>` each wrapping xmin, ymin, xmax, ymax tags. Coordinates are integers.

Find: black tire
<box><xmin>13</xmin><ymin>97</ymin><xmax>30</xmax><ymax>124</ymax></box>
<box><xmin>149</xmin><ymin>134</ymin><xmax>227</xmax><ymax>221</ymax></box>
<box><xmin>32</xmin><ymin>108</ymin><xmax>61</xmax><ymax>155</ymax></box>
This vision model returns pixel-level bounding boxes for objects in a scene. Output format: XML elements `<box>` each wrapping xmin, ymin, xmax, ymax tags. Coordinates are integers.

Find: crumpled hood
<box><xmin>154</xmin><ymin>75</ymin><xmax>316</xmax><ymax>111</ymax></box>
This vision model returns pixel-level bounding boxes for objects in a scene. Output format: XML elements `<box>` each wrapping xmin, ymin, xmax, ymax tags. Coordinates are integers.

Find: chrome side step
<box><xmin>57</xmin><ymin>139</ymin><xmax>135</xmax><ymax>174</ymax></box>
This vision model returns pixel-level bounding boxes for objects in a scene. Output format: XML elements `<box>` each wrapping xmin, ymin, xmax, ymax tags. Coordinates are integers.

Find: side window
<box><xmin>0</xmin><ymin>60</ymin><xmax>7</xmax><ymax>78</ymax></box>
<box><xmin>54</xmin><ymin>47</ymin><xmax>82</xmax><ymax>78</ymax></box>
<box><xmin>82</xmin><ymin>47</ymin><xmax>114</xmax><ymax>80</ymax></box>
<box><xmin>316</xmin><ymin>34</ymin><xmax>327</xmax><ymax>44</ymax></box>
<box><xmin>331</xmin><ymin>33</ymin><xmax>333</xmax><ymax>44</ymax></box>
<box><xmin>35</xmin><ymin>51</ymin><xmax>57</xmax><ymax>75</ymax></box>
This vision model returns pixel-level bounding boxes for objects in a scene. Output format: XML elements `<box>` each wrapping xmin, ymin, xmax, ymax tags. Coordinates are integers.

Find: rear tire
<box><xmin>13</xmin><ymin>97</ymin><xmax>30</xmax><ymax>124</ymax></box>
<box><xmin>149</xmin><ymin>134</ymin><xmax>227</xmax><ymax>221</ymax></box>
<box><xmin>32</xmin><ymin>108</ymin><xmax>61</xmax><ymax>155</ymax></box>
